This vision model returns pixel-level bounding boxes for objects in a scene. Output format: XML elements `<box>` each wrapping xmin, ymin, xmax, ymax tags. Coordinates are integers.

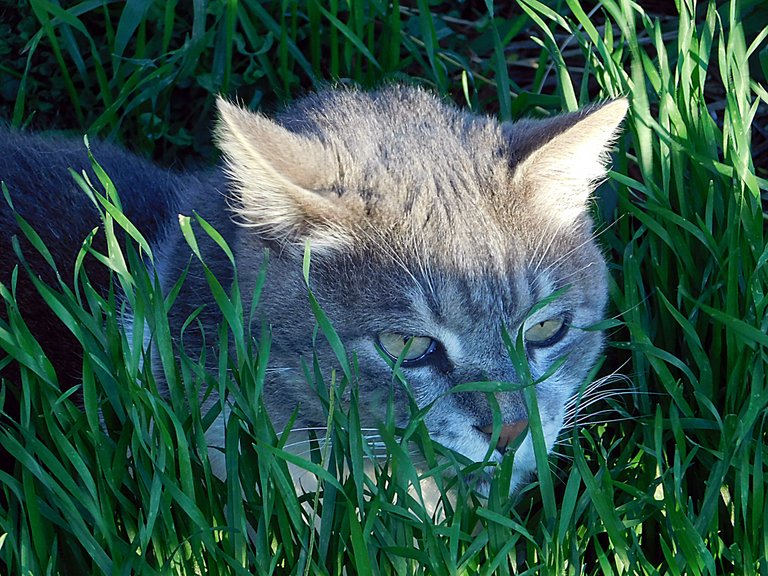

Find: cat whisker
<box><xmin>604</xmin><ymin>292</ymin><xmax>656</xmax><ymax>329</ymax></box>
<box><xmin>572</xmin><ymin>360</ymin><xmax>633</xmax><ymax>391</ymax></box>
<box><xmin>564</xmin><ymin>394</ymin><xmax>628</xmax><ymax>417</ymax></box>
<box><xmin>553</xmin><ymin>260</ymin><xmax>598</xmax><ymax>285</ymax></box>
<box><xmin>556</xmin><ymin>363</ymin><xmax>640</xmax><ymax>442</ymax></box>
<box><xmin>276</xmin><ymin>429</ymin><xmax>387</xmax><ymax>455</ymax></box>
<box><xmin>279</xmin><ymin>440</ymin><xmax>388</xmax><ymax>455</ymax></box>
<box><xmin>547</xmin><ymin>458</ymin><xmax>571</xmax><ymax>481</ymax></box>
<box><xmin>569</xmin><ymin>415</ymin><xmax>636</xmax><ymax>428</ymax></box>
<box><xmin>563</xmin><ymin>388</ymin><xmax>634</xmax><ymax>414</ymax></box>
<box><xmin>563</xmin><ymin>383</ymin><xmax>629</xmax><ymax>414</ymax></box>
<box><xmin>548</xmin><ymin>453</ymin><xmax>574</xmax><ymax>471</ymax></box>
<box><xmin>265</xmin><ymin>367</ymin><xmax>294</xmax><ymax>374</ymax></box>
<box><xmin>564</xmin><ymin>382</ymin><xmax>661</xmax><ymax>415</ymax></box>
<box><xmin>568</xmin><ymin>386</ymin><xmax>634</xmax><ymax>405</ymax></box>
<box><xmin>276</xmin><ymin>427</ymin><xmax>329</xmax><ymax>437</ymax></box>
<box><xmin>534</xmin><ymin>225</ymin><xmax>604</xmax><ymax>280</ymax></box>
<box><xmin>354</xmin><ymin>223</ymin><xmax>422</xmax><ymax>290</ymax></box>
<box><xmin>411</xmin><ymin>234</ymin><xmax>440</xmax><ymax>305</ymax></box>
<box><xmin>278</xmin><ymin>426</ymin><xmax>381</xmax><ymax>434</ymax></box>
<box><xmin>531</xmin><ymin>217</ymin><xmax>567</xmax><ymax>275</ymax></box>
<box><xmin>357</xmin><ymin>224</ymin><xmax>456</xmax><ymax>323</ymax></box>
<box><xmin>563</xmin><ymin>406</ymin><xmax>625</xmax><ymax>428</ymax></box>
<box><xmin>280</xmin><ymin>440</ymin><xmax>328</xmax><ymax>453</ymax></box>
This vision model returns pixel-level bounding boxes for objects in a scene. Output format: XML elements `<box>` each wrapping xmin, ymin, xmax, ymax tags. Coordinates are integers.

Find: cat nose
<box><xmin>480</xmin><ymin>420</ymin><xmax>529</xmax><ymax>453</ymax></box>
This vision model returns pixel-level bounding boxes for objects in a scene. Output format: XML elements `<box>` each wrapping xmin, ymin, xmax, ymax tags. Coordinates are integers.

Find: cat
<box><xmin>0</xmin><ymin>85</ymin><xmax>627</xmax><ymax>494</ymax></box>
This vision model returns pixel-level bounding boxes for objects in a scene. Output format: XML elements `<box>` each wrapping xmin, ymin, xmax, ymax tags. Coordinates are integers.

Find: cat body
<box><xmin>0</xmin><ymin>86</ymin><xmax>626</xmax><ymax>492</ymax></box>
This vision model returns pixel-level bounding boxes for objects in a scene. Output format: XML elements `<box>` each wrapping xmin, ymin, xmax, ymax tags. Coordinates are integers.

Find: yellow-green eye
<box><xmin>524</xmin><ymin>317</ymin><xmax>567</xmax><ymax>346</ymax></box>
<box><xmin>378</xmin><ymin>333</ymin><xmax>436</xmax><ymax>363</ymax></box>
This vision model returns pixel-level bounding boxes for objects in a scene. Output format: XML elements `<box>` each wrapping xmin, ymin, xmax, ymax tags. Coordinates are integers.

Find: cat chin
<box><xmin>467</xmin><ymin>467</ymin><xmax>535</xmax><ymax>499</ymax></box>
<box><xmin>203</xmin><ymin>406</ymin><xmax>561</xmax><ymax>503</ymax></box>
<box><xmin>451</xmin><ymin>447</ymin><xmax>537</xmax><ymax>498</ymax></box>
<box><xmin>434</xmin><ymin>415</ymin><xmax>564</xmax><ymax>497</ymax></box>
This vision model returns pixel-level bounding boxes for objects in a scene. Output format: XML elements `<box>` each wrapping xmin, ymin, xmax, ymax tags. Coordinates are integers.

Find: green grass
<box><xmin>1</xmin><ymin>0</ymin><xmax>767</xmax><ymax>574</ymax></box>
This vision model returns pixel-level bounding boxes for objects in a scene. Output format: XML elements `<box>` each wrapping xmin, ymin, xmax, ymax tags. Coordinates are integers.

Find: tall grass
<box><xmin>1</xmin><ymin>0</ymin><xmax>767</xmax><ymax>574</ymax></box>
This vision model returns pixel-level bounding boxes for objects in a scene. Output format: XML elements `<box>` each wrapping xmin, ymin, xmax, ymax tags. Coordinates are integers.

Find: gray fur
<box><xmin>0</xmin><ymin>85</ymin><xmax>626</xmax><ymax>492</ymax></box>
<box><xmin>209</xmin><ymin>85</ymin><xmax>626</xmax><ymax>491</ymax></box>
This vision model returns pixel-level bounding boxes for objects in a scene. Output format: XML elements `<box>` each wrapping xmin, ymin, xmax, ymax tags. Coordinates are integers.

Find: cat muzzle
<box><xmin>480</xmin><ymin>420</ymin><xmax>529</xmax><ymax>453</ymax></box>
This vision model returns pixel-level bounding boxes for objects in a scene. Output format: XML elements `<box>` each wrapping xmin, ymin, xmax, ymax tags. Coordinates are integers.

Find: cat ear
<box><xmin>214</xmin><ymin>97</ymin><xmax>352</xmax><ymax>252</ymax></box>
<box><xmin>505</xmin><ymin>99</ymin><xmax>628</xmax><ymax>224</ymax></box>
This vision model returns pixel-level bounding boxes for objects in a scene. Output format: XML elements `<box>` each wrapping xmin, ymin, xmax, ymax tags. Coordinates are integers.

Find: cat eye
<box><xmin>378</xmin><ymin>333</ymin><xmax>436</xmax><ymax>364</ymax></box>
<box><xmin>524</xmin><ymin>317</ymin><xmax>568</xmax><ymax>347</ymax></box>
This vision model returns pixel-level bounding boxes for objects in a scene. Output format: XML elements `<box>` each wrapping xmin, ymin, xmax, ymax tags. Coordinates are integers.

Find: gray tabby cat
<box><xmin>0</xmin><ymin>85</ymin><xmax>626</xmax><ymax>493</ymax></box>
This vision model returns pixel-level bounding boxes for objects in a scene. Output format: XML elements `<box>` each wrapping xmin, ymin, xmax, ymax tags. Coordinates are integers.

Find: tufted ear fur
<box><xmin>504</xmin><ymin>99</ymin><xmax>628</xmax><ymax>224</ymax></box>
<box><xmin>215</xmin><ymin>97</ymin><xmax>353</xmax><ymax>251</ymax></box>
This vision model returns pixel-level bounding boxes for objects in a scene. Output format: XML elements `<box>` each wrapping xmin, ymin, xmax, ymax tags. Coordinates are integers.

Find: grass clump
<box><xmin>0</xmin><ymin>0</ymin><xmax>767</xmax><ymax>574</ymax></box>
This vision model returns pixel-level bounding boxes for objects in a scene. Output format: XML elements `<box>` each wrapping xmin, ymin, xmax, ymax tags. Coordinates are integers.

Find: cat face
<box><xmin>214</xmin><ymin>86</ymin><xmax>626</xmax><ymax>491</ymax></box>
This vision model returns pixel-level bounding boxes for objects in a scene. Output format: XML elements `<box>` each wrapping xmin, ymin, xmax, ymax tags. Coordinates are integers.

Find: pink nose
<box><xmin>480</xmin><ymin>420</ymin><xmax>529</xmax><ymax>452</ymax></box>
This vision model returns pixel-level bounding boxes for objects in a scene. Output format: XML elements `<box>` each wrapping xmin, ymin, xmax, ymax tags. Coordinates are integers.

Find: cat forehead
<box><xmin>335</xmin><ymin>211</ymin><xmax>605</xmax><ymax>335</ymax></box>
<box><xmin>281</xmin><ymin>89</ymin><xmax>517</xmax><ymax>237</ymax></box>
<box><xmin>278</xmin><ymin>86</ymin><xmax>505</xmax><ymax>176</ymax></box>
<box><xmin>351</xmin><ymin>190</ymin><xmax>595</xmax><ymax>277</ymax></box>
<box><xmin>353</xmin><ymin>238</ymin><xmax>579</xmax><ymax>316</ymax></box>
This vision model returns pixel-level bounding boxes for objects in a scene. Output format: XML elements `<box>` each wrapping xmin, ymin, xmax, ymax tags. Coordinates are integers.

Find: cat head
<box><xmin>214</xmin><ymin>85</ymin><xmax>627</xmax><ymax>491</ymax></box>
